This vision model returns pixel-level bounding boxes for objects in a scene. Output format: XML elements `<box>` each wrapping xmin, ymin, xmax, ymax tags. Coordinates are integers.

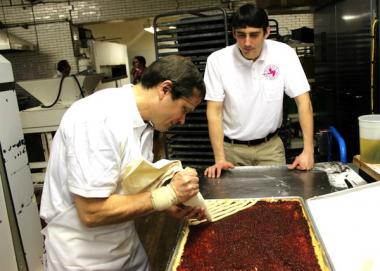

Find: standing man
<box><xmin>204</xmin><ymin>3</ymin><xmax>314</xmax><ymax>178</ymax></box>
<box><xmin>40</xmin><ymin>55</ymin><xmax>206</xmax><ymax>270</ymax></box>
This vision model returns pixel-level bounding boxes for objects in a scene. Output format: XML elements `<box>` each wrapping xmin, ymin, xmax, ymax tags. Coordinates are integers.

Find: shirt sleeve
<box><xmin>204</xmin><ymin>53</ymin><xmax>225</xmax><ymax>102</ymax></box>
<box><xmin>284</xmin><ymin>47</ymin><xmax>310</xmax><ymax>98</ymax></box>
<box><xmin>66</xmin><ymin>119</ymin><xmax>121</xmax><ymax>198</ymax></box>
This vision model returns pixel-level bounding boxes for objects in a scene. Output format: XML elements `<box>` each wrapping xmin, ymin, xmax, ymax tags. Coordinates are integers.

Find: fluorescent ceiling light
<box><xmin>144</xmin><ymin>26</ymin><xmax>156</xmax><ymax>34</ymax></box>
<box><xmin>342</xmin><ymin>12</ymin><xmax>370</xmax><ymax>21</ymax></box>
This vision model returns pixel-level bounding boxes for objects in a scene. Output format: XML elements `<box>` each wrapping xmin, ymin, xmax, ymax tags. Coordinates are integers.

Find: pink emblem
<box><xmin>263</xmin><ymin>64</ymin><xmax>279</xmax><ymax>80</ymax></box>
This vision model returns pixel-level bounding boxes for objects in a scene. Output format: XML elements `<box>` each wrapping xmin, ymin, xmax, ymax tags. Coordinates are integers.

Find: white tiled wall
<box><xmin>4</xmin><ymin>22</ymin><xmax>76</xmax><ymax>81</ymax></box>
<box><xmin>271</xmin><ymin>13</ymin><xmax>314</xmax><ymax>36</ymax></box>
<box><xmin>0</xmin><ymin>0</ymin><xmax>313</xmax><ymax>80</ymax></box>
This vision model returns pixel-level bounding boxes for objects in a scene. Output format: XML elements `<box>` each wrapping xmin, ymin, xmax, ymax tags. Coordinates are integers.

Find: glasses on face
<box><xmin>181</xmin><ymin>96</ymin><xmax>197</xmax><ymax>112</ymax></box>
<box><xmin>168</xmin><ymin>80</ymin><xmax>198</xmax><ymax>113</ymax></box>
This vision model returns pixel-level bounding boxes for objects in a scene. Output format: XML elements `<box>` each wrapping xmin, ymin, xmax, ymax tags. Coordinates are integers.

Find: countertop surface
<box><xmin>200</xmin><ymin>165</ymin><xmax>338</xmax><ymax>200</ymax></box>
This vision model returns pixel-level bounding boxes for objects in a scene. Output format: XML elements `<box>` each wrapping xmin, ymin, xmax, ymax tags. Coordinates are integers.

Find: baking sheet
<box><xmin>167</xmin><ymin>197</ymin><xmax>332</xmax><ymax>271</ymax></box>
<box><xmin>307</xmin><ymin>181</ymin><xmax>380</xmax><ymax>271</ymax></box>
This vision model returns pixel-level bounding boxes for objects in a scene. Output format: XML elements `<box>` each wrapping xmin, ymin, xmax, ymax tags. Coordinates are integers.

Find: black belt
<box><xmin>224</xmin><ymin>130</ymin><xmax>278</xmax><ymax>146</ymax></box>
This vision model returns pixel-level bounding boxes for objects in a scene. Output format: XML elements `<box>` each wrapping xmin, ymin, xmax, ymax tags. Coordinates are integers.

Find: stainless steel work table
<box><xmin>166</xmin><ymin>165</ymin><xmax>336</xmax><ymax>271</ymax></box>
<box><xmin>199</xmin><ymin>165</ymin><xmax>337</xmax><ymax>200</ymax></box>
<box><xmin>166</xmin><ymin>163</ymin><xmax>379</xmax><ymax>271</ymax></box>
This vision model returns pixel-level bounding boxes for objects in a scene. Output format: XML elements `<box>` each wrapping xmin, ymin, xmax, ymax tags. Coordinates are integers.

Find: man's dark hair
<box><xmin>141</xmin><ymin>55</ymin><xmax>205</xmax><ymax>100</ymax></box>
<box><xmin>134</xmin><ymin>56</ymin><xmax>146</xmax><ymax>66</ymax></box>
<box><xmin>231</xmin><ymin>3</ymin><xmax>269</xmax><ymax>30</ymax></box>
<box><xmin>57</xmin><ymin>60</ymin><xmax>70</xmax><ymax>72</ymax></box>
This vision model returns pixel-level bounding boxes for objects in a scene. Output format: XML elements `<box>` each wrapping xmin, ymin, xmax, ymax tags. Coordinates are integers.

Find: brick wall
<box><xmin>0</xmin><ymin>0</ymin><xmax>313</xmax><ymax>81</ymax></box>
<box><xmin>271</xmin><ymin>13</ymin><xmax>314</xmax><ymax>36</ymax></box>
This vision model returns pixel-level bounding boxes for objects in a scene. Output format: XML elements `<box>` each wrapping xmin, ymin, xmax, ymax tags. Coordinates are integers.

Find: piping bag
<box><xmin>183</xmin><ymin>190</ymin><xmax>212</xmax><ymax>221</ymax></box>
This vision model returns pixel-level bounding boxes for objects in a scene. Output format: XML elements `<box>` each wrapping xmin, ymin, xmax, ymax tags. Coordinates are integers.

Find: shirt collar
<box><xmin>127</xmin><ymin>84</ymin><xmax>149</xmax><ymax>129</ymax></box>
<box><xmin>257</xmin><ymin>40</ymin><xmax>268</xmax><ymax>61</ymax></box>
<box><xmin>134</xmin><ymin>114</ymin><xmax>148</xmax><ymax>129</ymax></box>
<box><xmin>233</xmin><ymin>41</ymin><xmax>268</xmax><ymax>65</ymax></box>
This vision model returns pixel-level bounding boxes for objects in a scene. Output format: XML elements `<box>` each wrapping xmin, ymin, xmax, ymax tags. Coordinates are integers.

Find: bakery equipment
<box><xmin>0</xmin><ymin>54</ymin><xmax>44</xmax><ymax>270</ymax></box>
<box><xmin>16</xmin><ymin>74</ymin><xmax>102</xmax><ymax>184</ymax></box>
<box><xmin>0</xmin><ymin>30</ymin><xmax>36</xmax><ymax>52</ymax></box>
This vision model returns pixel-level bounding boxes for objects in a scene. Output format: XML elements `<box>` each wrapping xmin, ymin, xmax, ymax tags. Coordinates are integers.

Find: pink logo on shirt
<box><xmin>263</xmin><ymin>64</ymin><xmax>279</xmax><ymax>80</ymax></box>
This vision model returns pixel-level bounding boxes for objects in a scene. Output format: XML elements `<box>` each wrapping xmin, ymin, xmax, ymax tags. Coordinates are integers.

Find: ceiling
<box><xmin>254</xmin><ymin>0</ymin><xmax>338</xmax><ymax>13</ymax></box>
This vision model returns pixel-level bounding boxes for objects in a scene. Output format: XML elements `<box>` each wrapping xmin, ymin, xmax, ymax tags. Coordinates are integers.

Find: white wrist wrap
<box><xmin>151</xmin><ymin>184</ymin><xmax>179</xmax><ymax>211</ymax></box>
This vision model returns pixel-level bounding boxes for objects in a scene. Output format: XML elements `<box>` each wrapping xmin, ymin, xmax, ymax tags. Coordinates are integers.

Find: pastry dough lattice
<box><xmin>189</xmin><ymin>199</ymin><xmax>258</xmax><ymax>225</ymax></box>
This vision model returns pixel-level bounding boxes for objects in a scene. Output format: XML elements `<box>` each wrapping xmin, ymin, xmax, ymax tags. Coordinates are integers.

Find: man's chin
<box><xmin>241</xmin><ymin>49</ymin><xmax>257</xmax><ymax>60</ymax></box>
<box><xmin>156</xmin><ymin>126</ymin><xmax>170</xmax><ymax>132</ymax></box>
<box><xmin>244</xmin><ymin>53</ymin><xmax>257</xmax><ymax>60</ymax></box>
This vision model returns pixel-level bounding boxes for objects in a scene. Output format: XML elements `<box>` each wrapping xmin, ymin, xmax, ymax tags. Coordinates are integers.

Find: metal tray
<box><xmin>306</xmin><ymin>181</ymin><xmax>380</xmax><ymax>271</ymax></box>
<box><xmin>166</xmin><ymin>196</ymin><xmax>333</xmax><ymax>271</ymax></box>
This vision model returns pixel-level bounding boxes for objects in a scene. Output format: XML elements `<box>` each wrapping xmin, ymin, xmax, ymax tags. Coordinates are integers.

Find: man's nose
<box><xmin>244</xmin><ymin>35</ymin><xmax>252</xmax><ymax>45</ymax></box>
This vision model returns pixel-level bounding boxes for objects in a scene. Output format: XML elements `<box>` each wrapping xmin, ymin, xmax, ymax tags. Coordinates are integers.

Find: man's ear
<box><xmin>232</xmin><ymin>28</ymin><xmax>237</xmax><ymax>39</ymax></box>
<box><xmin>264</xmin><ymin>26</ymin><xmax>271</xmax><ymax>39</ymax></box>
<box><xmin>158</xmin><ymin>80</ymin><xmax>173</xmax><ymax>99</ymax></box>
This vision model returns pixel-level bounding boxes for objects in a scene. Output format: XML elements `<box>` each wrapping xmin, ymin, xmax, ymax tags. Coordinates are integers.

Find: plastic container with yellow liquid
<box><xmin>358</xmin><ymin>114</ymin><xmax>380</xmax><ymax>163</ymax></box>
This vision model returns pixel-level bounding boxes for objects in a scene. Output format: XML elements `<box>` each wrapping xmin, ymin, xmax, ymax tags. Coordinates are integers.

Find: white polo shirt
<box><xmin>204</xmin><ymin>40</ymin><xmax>310</xmax><ymax>140</ymax></box>
<box><xmin>40</xmin><ymin>84</ymin><xmax>153</xmax><ymax>270</ymax></box>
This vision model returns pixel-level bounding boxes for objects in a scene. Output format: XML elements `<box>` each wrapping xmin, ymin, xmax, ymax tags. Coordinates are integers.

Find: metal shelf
<box><xmin>154</xmin><ymin>7</ymin><xmax>229</xmax><ymax>169</ymax></box>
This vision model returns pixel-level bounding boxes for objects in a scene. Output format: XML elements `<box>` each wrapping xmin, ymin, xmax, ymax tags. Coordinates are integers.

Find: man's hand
<box><xmin>288</xmin><ymin>150</ymin><xmax>314</xmax><ymax>170</ymax></box>
<box><xmin>170</xmin><ymin>167</ymin><xmax>199</xmax><ymax>203</ymax></box>
<box><xmin>204</xmin><ymin>161</ymin><xmax>234</xmax><ymax>178</ymax></box>
<box><xmin>166</xmin><ymin>205</ymin><xmax>206</xmax><ymax>221</ymax></box>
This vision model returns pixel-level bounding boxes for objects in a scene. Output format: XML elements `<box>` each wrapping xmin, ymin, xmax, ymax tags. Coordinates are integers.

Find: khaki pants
<box><xmin>224</xmin><ymin>135</ymin><xmax>286</xmax><ymax>166</ymax></box>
